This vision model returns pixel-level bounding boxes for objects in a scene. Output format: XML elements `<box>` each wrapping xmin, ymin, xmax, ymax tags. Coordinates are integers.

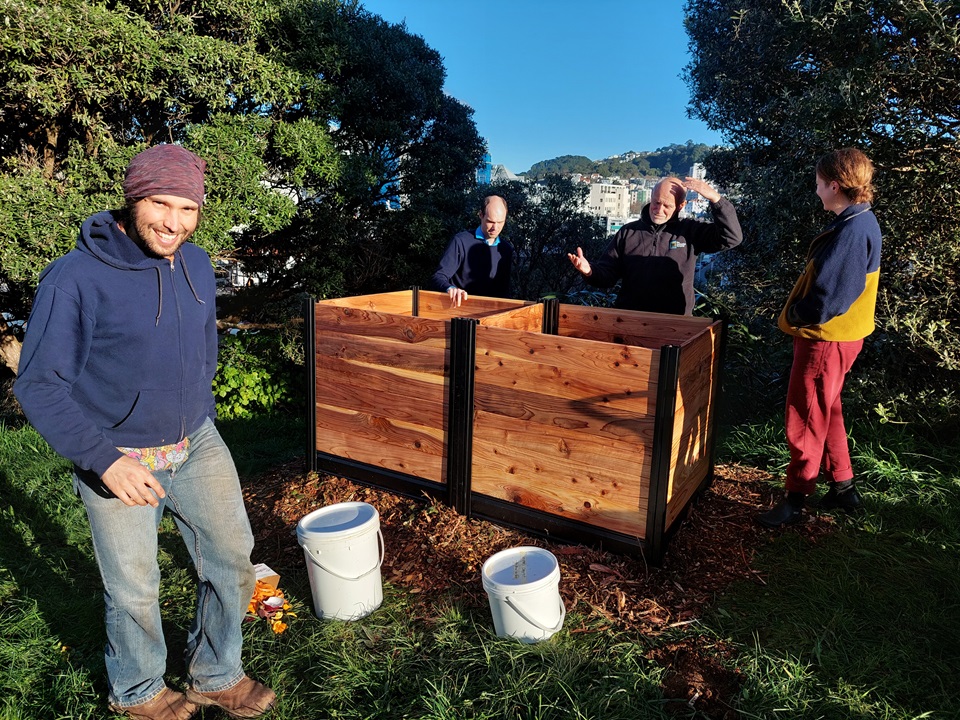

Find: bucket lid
<box><xmin>481</xmin><ymin>546</ymin><xmax>560</xmax><ymax>594</ymax></box>
<box><xmin>296</xmin><ymin>502</ymin><xmax>379</xmax><ymax>543</ymax></box>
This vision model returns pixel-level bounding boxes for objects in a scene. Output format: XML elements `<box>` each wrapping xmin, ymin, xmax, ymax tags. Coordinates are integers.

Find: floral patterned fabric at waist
<box><xmin>118</xmin><ymin>437</ymin><xmax>190</xmax><ymax>472</ymax></box>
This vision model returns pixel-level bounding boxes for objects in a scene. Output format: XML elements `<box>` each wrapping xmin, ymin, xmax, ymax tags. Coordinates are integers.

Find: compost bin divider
<box><xmin>540</xmin><ymin>297</ymin><xmax>559</xmax><ymax>335</ymax></box>
<box><xmin>446</xmin><ymin>317</ymin><xmax>477</xmax><ymax>516</ymax></box>
<box><xmin>304</xmin><ymin>295</ymin><xmax>317</xmax><ymax>473</ymax></box>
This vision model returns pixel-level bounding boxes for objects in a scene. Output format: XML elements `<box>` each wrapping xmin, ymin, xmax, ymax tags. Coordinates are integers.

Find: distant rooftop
<box><xmin>491</xmin><ymin>164</ymin><xmax>521</xmax><ymax>182</ymax></box>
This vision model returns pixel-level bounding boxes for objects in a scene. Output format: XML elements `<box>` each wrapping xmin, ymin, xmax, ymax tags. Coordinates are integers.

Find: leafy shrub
<box><xmin>213</xmin><ymin>330</ymin><xmax>299</xmax><ymax>420</ymax></box>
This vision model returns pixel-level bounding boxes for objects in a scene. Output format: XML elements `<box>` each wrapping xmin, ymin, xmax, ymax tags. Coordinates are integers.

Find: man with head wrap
<box><xmin>15</xmin><ymin>145</ymin><xmax>275</xmax><ymax>720</ymax></box>
<box><xmin>567</xmin><ymin>176</ymin><xmax>742</xmax><ymax>315</ymax></box>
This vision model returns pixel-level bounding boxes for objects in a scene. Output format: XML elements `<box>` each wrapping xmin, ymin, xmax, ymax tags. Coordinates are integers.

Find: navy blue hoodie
<box><xmin>14</xmin><ymin>210</ymin><xmax>218</xmax><ymax>477</ymax></box>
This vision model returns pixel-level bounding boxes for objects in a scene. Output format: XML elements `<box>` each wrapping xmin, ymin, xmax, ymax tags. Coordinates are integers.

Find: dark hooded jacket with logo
<box><xmin>585</xmin><ymin>198</ymin><xmax>742</xmax><ymax>315</ymax></box>
<box><xmin>14</xmin><ymin>210</ymin><xmax>218</xmax><ymax>478</ymax></box>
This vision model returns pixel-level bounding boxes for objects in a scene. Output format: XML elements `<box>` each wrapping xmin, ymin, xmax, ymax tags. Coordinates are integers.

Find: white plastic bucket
<box><xmin>296</xmin><ymin>502</ymin><xmax>384</xmax><ymax>621</ymax></box>
<box><xmin>481</xmin><ymin>546</ymin><xmax>565</xmax><ymax>643</ymax></box>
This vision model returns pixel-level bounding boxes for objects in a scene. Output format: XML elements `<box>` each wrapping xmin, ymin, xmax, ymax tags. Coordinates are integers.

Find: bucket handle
<box><xmin>304</xmin><ymin>529</ymin><xmax>384</xmax><ymax>581</ymax></box>
<box><xmin>504</xmin><ymin>593</ymin><xmax>566</xmax><ymax>634</ymax></box>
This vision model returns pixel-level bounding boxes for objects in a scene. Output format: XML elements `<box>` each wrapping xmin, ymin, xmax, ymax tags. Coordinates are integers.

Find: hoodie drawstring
<box><xmin>155</xmin><ymin>252</ymin><xmax>205</xmax><ymax>326</ymax></box>
<box><xmin>177</xmin><ymin>250</ymin><xmax>206</xmax><ymax>307</ymax></box>
<box><xmin>155</xmin><ymin>267</ymin><xmax>163</xmax><ymax>326</ymax></box>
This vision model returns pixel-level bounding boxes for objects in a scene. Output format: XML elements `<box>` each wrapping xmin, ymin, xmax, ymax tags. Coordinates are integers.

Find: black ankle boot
<box><xmin>815</xmin><ymin>482</ymin><xmax>863</xmax><ymax>512</ymax></box>
<box><xmin>756</xmin><ymin>493</ymin><xmax>805</xmax><ymax>528</ymax></box>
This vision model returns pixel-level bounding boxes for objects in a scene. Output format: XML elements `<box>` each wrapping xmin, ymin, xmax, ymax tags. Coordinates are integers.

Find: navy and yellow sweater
<box><xmin>778</xmin><ymin>203</ymin><xmax>881</xmax><ymax>341</ymax></box>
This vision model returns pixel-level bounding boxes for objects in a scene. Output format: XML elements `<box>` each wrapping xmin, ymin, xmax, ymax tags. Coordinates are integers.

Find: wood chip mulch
<box><xmin>242</xmin><ymin>461</ymin><xmax>837</xmax><ymax>719</ymax></box>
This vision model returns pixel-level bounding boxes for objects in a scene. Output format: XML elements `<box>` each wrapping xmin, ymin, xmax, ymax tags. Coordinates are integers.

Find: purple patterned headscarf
<box><xmin>123</xmin><ymin>144</ymin><xmax>207</xmax><ymax>206</ymax></box>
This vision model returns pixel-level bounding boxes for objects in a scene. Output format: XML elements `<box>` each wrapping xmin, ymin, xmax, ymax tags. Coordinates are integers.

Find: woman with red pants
<box><xmin>757</xmin><ymin>148</ymin><xmax>882</xmax><ymax>527</ymax></box>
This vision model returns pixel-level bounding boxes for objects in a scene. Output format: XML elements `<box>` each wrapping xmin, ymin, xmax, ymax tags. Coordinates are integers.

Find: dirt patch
<box><xmin>243</xmin><ymin>461</ymin><xmax>836</xmax><ymax>718</ymax></box>
<box><xmin>649</xmin><ymin>636</ymin><xmax>745</xmax><ymax>720</ymax></box>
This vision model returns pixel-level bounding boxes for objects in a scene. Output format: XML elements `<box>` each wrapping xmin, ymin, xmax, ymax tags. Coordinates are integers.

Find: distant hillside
<box><xmin>524</xmin><ymin>141</ymin><xmax>714</xmax><ymax>180</ymax></box>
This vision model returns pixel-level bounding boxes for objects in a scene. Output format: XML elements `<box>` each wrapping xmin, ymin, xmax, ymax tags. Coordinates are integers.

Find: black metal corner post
<box><xmin>410</xmin><ymin>285</ymin><xmax>420</xmax><ymax>317</ymax></box>
<box><xmin>446</xmin><ymin>317</ymin><xmax>477</xmax><ymax>516</ymax></box>
<box><xmin>645</xmin><ymin>344</ymin><xmax>682</xmax><ymax>565</ymax></box>
<box><xmin>540</xmin><ymin>297</ymin><xmax>560</xmax><ymax>335</ymax></box>
<box><xmin>303</xmin><ymin>296</ymin><xmax>317</xmax><ymax>473</ymax></box>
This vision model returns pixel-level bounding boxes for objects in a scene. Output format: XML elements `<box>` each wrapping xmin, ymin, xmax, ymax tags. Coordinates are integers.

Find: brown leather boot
<box><xmin>185</xmin><ymin>675</ymin><xmax>276</xmax><ymax>718</ymax></box>
<box><xmin>109</xmin><ymin>687</ymin><xmax>197</xmax><ymax>720</ymax></box>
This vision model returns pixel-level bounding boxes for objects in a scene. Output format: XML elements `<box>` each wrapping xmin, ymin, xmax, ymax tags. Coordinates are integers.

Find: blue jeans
<box><xmin>76</xmin><ymin>418</ymin><xmax>256</xmax><ymax>708</ymax></box>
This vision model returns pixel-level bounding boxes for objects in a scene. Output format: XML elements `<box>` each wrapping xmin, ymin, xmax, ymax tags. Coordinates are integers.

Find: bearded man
<box><xmin>15</xmin><ymin>145</ymin><xmax>275</xmax><ymax>720</ymax></box>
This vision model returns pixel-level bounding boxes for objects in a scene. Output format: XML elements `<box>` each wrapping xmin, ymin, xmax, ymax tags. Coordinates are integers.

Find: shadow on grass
<box><xmin>0</xmin><ymin>413</ymin><xmax>303</xmax><ymax>717</ymax></box>
<box><xmin>252</xmin><ymin>590</ymin><xmax>674</xmax><ymax>720</ymax></box>
<box><xmin>0</xmin><ymin>458</ymin><xmax>114</xmax><ymax>718</ymax></box>
<box><xmin>709</xmin><ymin>492</ymin><xmax>960</xmax><ymax>719</ymax></box>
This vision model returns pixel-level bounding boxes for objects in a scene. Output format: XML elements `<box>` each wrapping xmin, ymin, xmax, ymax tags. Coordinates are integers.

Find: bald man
<box><xmin>568</xmin><ymin>177</ymin><xmax>742</xmax><ymax>315</ymax></box>
<box><xmin>432</xmin><ymin>195</ymin><xmax>514</xmax><ymax>307</ymax></box>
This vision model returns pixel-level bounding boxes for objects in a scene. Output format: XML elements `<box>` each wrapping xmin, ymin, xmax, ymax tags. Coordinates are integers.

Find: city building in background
<box><xmin>476</xmin><ymin>152</ymin><xmax>492</xmax><ymax>185</ymax></box>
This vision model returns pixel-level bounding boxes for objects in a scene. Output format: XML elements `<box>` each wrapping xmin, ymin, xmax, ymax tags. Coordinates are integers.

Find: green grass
<box><xmin>714</xmin><ymin>408</ymin><xmax>960</xmax><ymax>719</ymax></box>
<box><xmin>2</xmin><ymin>406</ymin><xmax>960</xmax><ymax>719</ymax></box>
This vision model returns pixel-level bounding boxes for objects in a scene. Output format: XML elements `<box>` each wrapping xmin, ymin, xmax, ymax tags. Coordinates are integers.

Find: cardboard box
<box><xmin>253</xmin><ymin>563</ymin><xmax>280</xmax><ymax>589</ymax></box>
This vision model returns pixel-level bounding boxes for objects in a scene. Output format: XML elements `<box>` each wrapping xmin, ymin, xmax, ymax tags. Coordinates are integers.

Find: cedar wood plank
<box><xmin>665</xmin><ymin>325</ymin><xmax>721</xmax><ymax>526</ymax></box>
<box><xmin>317</xmin><ymin>291</ymin><xmax>413</xmax><ymax>315</ymax></box>
<box><xmin>558</xmin><ymin>304</ymin><xmax>709</xmax><ymax>348</ymax></box>
<box><xmin>471</xmin><ymin>324</ymin><xmax>655</xmax><ymax>537</ymax></box>
<box><xmin>474</xmin><ymin>326</ymin><xmax>659</xmax><ymax>412</ymax></box>
<box><xmin>314</xmin><ymin>402</ymin><xmax>445</xmax><ymax>482</ymax></box>
<box><xmin>314</xmin><ymin>356</ymin><xmax>446</xmax><ymax>430</ymax></box>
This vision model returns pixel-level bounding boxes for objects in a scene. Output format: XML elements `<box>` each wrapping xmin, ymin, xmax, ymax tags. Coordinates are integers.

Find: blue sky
<box><xmin>359</xmin><ymin>0</ymin><xmax>724</xmax><ymax>173</ymax></box>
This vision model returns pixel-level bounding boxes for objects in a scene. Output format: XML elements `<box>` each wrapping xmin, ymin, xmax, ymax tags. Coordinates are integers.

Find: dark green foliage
<box><xmin>0</xmin><ymin>0</ymin><xmax>338</xmax><ymax>327</ymax></box>
<box><xmin>0</xmin><ymin>0</ymin><xmax>484</xmax><ymax>351</ymax></box>
<box><xmin>524</xmin><ymin>142</ymin><xmax>712</xmax><ymax>180</ymax></box>
<box><xmin>684</xmin><ymin>0</ymin><xmax>960</xmax><ymax>428</ymax></box>
<box><xmin>483</xmin><ymin>176</ymin><xmax>608</xmax><ymax>301</ymax></box>
<box><xmin>238</xmin><ymin>2</ymin><xmax>486</xmax><ymax>305</ymax></box>
<box><xmin>213</xmin><ymin>330</ymin><xmax>301</xmax><ymax>420</ymax></box>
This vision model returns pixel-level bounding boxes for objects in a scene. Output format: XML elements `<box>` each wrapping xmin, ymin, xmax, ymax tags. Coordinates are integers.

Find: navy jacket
<box><xmin>14</xmin><ymin>210</ymin><xmax>218</xmax><ymax>477</ymax></box>
<box><xmin>431</xmin><ymin>229</ymin><xmax>514</xmax><ymax>298</ymax></box>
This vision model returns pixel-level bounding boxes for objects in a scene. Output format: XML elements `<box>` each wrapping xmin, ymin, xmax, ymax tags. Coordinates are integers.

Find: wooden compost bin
<box><xmin>305</xmin><ymin>291</ymin><xmax>724</xmax><ymax>562</ymax></box>
<box><xmin>305</xmin><ymin>290</ymin><xmax>539</xmax><ymax>499</ymax></box>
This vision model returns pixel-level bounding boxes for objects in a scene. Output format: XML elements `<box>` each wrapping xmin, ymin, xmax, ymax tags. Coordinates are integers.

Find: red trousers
<box><xmin>784</xmin><ymin>337</ymin><xmax>863</xmax><ymax>495</ymax></box>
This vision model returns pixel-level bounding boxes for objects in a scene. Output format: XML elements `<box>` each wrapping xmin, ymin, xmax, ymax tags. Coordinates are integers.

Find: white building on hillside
<box><xmin>686</xmin><ymin>162</ymin><xmax>710</xmax><ymax>217</ymax></box>
<box><xmin>586</xmin><ymin>182</ymin><xmax>630</xmax><ymax>220</ymax></box>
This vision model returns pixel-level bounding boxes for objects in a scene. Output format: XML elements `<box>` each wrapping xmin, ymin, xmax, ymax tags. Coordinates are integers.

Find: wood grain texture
<box><xmin>314</xmin><ymin>402</ymin><xmax>445</xmax><ymax>483</ymax></box>
<box><xmin>317</xmin><ymin>291</ymin><xmax>413</xmax><ymax>315</ymax></box>
<box><xmin>557</xmin><ymin>304</ymin><xmax>711</xmax><ymax>348</ymax></box>
<box><xmin>313</xmin><ymin>331</ymin><xmax>448</xmax><ymax>375</ymax></box>
<box><xmin>471</xmin><ymin>416</ymin><xmax>647</xmax><ymax>537</ymax></box>
<box><xmin>474</xmin><ymin>325</ymin><xmax>659</xmax><ymax>412</ymax></box>
<box><xmin>314</xmin><ymin>305</ymin><xmax>449</xmax><ymax>344</ymax></box>
<box><xmin>314</xmin><ymin>354</ymin><xmax>447</xmax><ymax>429</ymax></box>
<box><xmin>478</xmin><ymin>303</ymin><xmax>544</xmax><ymax>331</ymax></box>
<box><xmin>417</xmin><ymin>290</ymin><xmax>531</xmax><ymax>320</ymax></box>
<box><xmin>471</xmin><ymin>323</ymin><xmax>658</xmax><ymax>537</ymax></box>
<box><xmin>665</xmin><ymin>325</ymin><xmax>721</xmax><ymax>527</ymax></box>
<box><xmin>474</xmin><ymin>383</ymin><xmax>655</xmax><ymax>442</ymax></box>
<box><xmin>311</xmin><ymin>298</ymin><xmax>451</xmax><ymax>484</ymax></box>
